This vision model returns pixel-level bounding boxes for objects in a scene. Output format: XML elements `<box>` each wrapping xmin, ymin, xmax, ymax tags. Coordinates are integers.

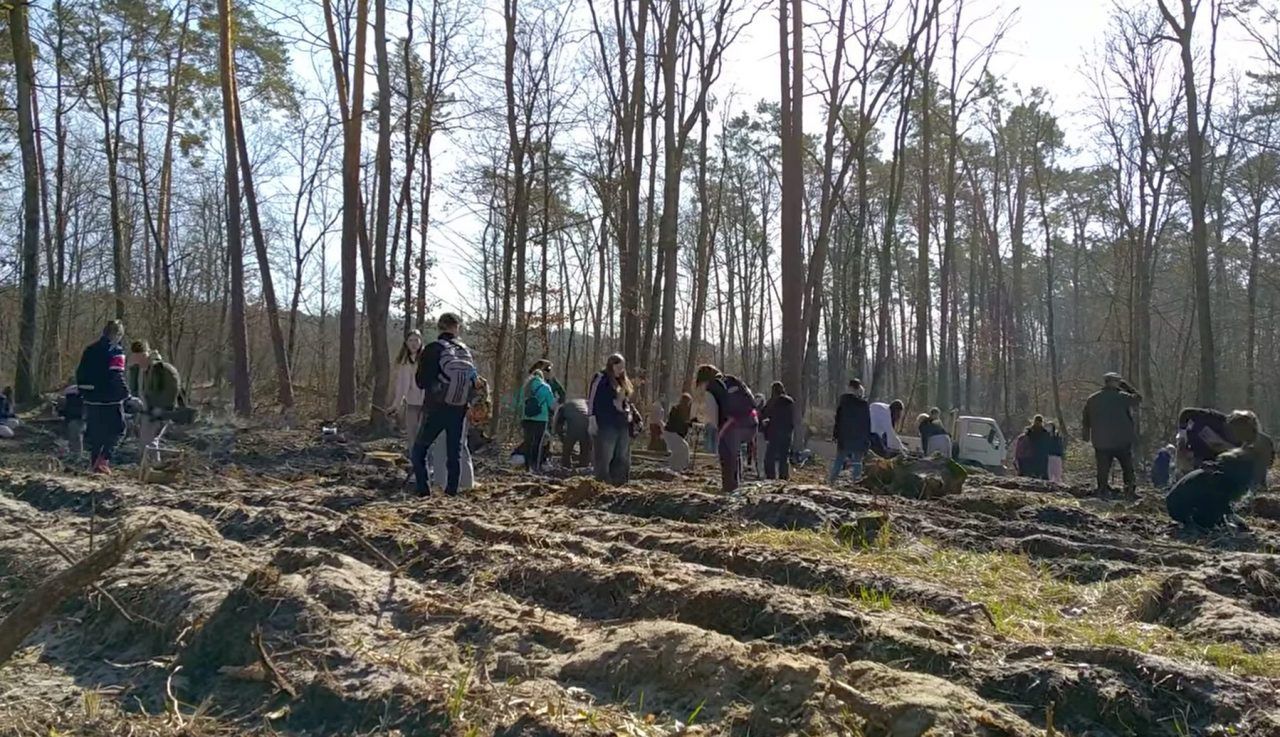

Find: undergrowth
<box><xmin>736</xmin><ymin>527</ymin><xmax>1280</xmax><ymax>678</ymax></box>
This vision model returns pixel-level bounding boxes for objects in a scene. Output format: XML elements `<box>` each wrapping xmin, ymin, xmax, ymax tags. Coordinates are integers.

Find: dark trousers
<box><xmin>1095</xmin><ymin>446</ymin><xmax>1136</xmax><ymax>492</ymax></box>
<box><xmin>561</xmin><ymin>431</ymin><xmax>592</xmax><ymax>467</ymax></box>
<box><xmin>411</xmin><ymin>405</ymin><xmax>466</xmax><ymax>495</ymax></box>
<box><xmin>717</xmin><ymin>424</ymin><xmax>755</xmax><ymax>494</ymax></box>
<box><xmin>593</xmin><ymin>423</ymin><xmax>631</xmax><ymax>486</ymax></box>
<box><xmin>84</xmin><ymin>403</ymin><xmax>125</xmax><ymax>465</ymax></box>
<box><xmin>765</xmin><ymin>435</ymin><xmax>792</xmax><ymax>480</ymax></box>
<box><xmin>522</xmin><ymin>420</ymin><xmax>547</xmax><ymax>471</ymax></box>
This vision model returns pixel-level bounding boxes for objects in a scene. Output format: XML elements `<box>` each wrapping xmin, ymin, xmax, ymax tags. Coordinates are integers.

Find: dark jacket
<box><xmin>1249</xmin><ymin>431</ymin><xmax>1274</xmax><ymax>490</ymax></box>
<box><xmin>76</xmin><ymin>336</ymin><xmax>129</xmax><ymax>404</ymax></box>
<box><xmin>1166</xmin><ymin>449</ymin><xmax>1254</xmax><ymax>528</ymax></box>
<box><xmin>415</xmin><ymin>331</ymin><xmax>454</xmax><ymax>405</ymax></box>
<box><xmin>834</xmin><ymin>392</ymin><xmax>872</xmax><ymax>453</ymax></box>
<box><xmin>0</xmin><ymin>394</ymin><xmax>11</xmax><ymax>419</ymax></box>
<box><xmin>706</xmin><ymin>375</ymin><xmax>757</xmax><ymax>430</ymax></box>
<box><xmin>1180</xmin><ymin>408</ymin><xmax>1236</xmax><ymax>465</ymax></box>
<box><xmin>1082</xmin><ymin>386</ymin><xmax>1141</xmax><ymax>450</ymax></box>
<box><xmin>919</xmin><ymin>418</ymin><xmax>948</xmax><ymax>442</ymax></box>
<box><xmin>665</xmin><ymin>402</ymin><xmax>693</xmax><ymax>437</ymax></box>
<box><xmin>1020</xmin><ymin>425</ymin><xmax>1052</xmax><ymax>479</ymax></box>
<box><xmin>588</xmin><ymin>371</ymin><xmax>629</xmax><ymax>429</ymax></box>
<box><xmin>554</xmin><ymin>398</ymin><xmax>590</xmax><ymax>439</ymax></box>
<box><xmin>761</xmin><ymin>394</ymin><xmax>796</xmax><ymax>442</ymax></box>
<box><xmin>1152</xmin><ymin>447</ymin><xmax>1174</xmax><ymax>488</ymax></box>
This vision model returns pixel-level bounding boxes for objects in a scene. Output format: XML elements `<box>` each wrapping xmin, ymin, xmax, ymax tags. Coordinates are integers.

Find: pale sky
<box><xmin>294</xmin><ymin>0</ymin><xmax>1264</xmax><ymax>318</ymax></box>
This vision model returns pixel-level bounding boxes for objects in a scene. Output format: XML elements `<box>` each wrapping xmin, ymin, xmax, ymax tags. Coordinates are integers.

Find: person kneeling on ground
<box><xmin>554</xmin><ymin>397</ymin><xmax>592</xmax><ymax>468</ymax></box>
<box><xmin>761</xmin><ymin>382</ymin><xmax>795</xmax><ymax>480</ymax></box>
<box><xmin>695</xmin><ymin>364</ymin><xmax>758</xmax><ymax>494</ymax></box>
<box><xmin>830</xmin><ymin>379</ymin><xmax>872</xmax><ymax>483</ymax></box>
<box><xmin>1166</xmin><ymin>447</ymin><xmax>1255</xmax><ymax>530</ymax></box>
<box><xmin>588</xmin><ymin>354</ymin><xmax>635</xmax><ymax>486</ymax></box>
<box><xmin>663</xmin><ymin>393</ymin><xmax>694</xmax><ymax>472</ymax></box>
<box><xmin>411</xmin><ymin>313</ymin><xmax>477</xmax><ymax>497</ymax></box>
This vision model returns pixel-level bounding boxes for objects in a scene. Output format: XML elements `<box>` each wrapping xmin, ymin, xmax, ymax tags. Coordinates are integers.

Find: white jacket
<box><xmin>869</xmin><ymin>402</ymin><xmax>904</xmax><ymax>451</ymax></box>
<box><xmin>395</xmin><ymin>362</ymin><xmax>425</xmax><ymax>407</ymax></box>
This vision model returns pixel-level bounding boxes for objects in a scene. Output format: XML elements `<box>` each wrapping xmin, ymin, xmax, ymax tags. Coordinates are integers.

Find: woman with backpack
<box><xmin>519</xmin><ymin>361</ymin><xmax>557</xmax><ymax>473</ymax></box>
<box><xmin>589</xmin><ymin>354</ymin><xmax>634</xmax><ymax>485</ymax></box>
<box><xmin>695</xmin><ymin>364</ymin><xmax>758</xmax><ymax>494</ymax></box>
<box><xmin>393</xmin><ymin>331</ymin><xmax>426</xmax><ymax>455</ymax></box>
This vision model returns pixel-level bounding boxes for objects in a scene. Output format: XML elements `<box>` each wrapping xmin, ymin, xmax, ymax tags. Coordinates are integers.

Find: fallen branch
<box><xmin>254</xmin><ymin>628</ymin><xmax>298</xmax><ymax>699</ymax></box>
<box><xmin>24</xmin><ymin>525</ymin><xmax>154</xmax><ymax>627</ymax></box>
<box><xmin>0</xmin><ymin>524</ymin><xmax>146</xmax><ymax>666</ymax></box>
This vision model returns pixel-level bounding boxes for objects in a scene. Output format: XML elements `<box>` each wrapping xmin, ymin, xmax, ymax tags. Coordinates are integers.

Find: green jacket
<box><xmin>519</xmin><ymin>375</ymin><xmax>556</xmax><ymax>422</ymax></box>
<box><xmin>1082</xmin><ymin>386</ymin><xmax>1141</xmax><ymax>450</ymax></box>
<box><xmin>144</xmin><ymin>361</ymin><xmax>182</xmax><ymax>412</ymax></box>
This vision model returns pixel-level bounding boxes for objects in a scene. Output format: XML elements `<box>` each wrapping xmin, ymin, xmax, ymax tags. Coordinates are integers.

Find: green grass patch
<box><xmin>735</xmin><ymin>527</ymin><xmax>1280</xmax><ymax>678</ymax></box>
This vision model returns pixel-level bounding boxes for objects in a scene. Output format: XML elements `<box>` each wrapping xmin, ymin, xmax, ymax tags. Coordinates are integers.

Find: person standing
<box><xmin>126</xmin><ymin>340</ymin><xmax>149</xmax><ymax>397</ymax></box>
<box><xmin>1047</xmin><ymin>422</ymin><xmax>1065</xmax><ymax>483</ymax></box>
<box><xmin>1081</xmin><ymin>372</ymin><xmax>1142</xmax><ymax>495</ymax></box>
<box><xmin>140</xmin><ymin>350</ymin><xmax>182</xmax><ymax>458</ymax></box>
<box><xmin>589</xmin><ymin>354</ymin><xmax>634</xmax><ymax>485</ymax></box>
<box><xmin>761</xmin><ymin>382</ymin><xmax>795</xmax><ymax>480</ymax></box>
<box><xmin>393</xmin><ymin>331</ymin><xmax>426</xmax><ymax>456</ymax></box>
<box><xmin>519</xmin><ymin>363</ymin><xmax>556</xmax><ymax>473</ymax></box>
<box><xmin>59</xmin><ymin>380</ymin><xmax>85</xmax><ymax>460</ymax></box>
<box><xmin>830</xmin><ymin>380</ymin><xmax>872</xmax><ymax>483</ymax></box>
<box><xmin>1020</xmin><ymin>415</ymin><xmax>1052</xmax><ymax>480</ymax></box>
<box><xmin>76</xmin><ymin>321</ymin><xmax>132</xmax><ymax>474</ymax></box>
<box><xmin>663</xmin><ymin>393</ymin><xmax>694</xmax><ymax>472</ymax></box>
<box><xmin>694</xmin><ymin>364</ymin><xmax>758</xmax><ymax>494</ymax></box>
<box><xmin>411</xmin><ymin>313</ymin><xmax>477</xmax><ymax>496</ymax></box>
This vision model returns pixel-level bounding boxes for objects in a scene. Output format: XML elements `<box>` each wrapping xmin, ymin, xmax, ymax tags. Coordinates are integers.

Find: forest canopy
<box><xmin>1</xmin><ymin>0</ymin><xmax>1279</xmax><ymax>442</ymax></box>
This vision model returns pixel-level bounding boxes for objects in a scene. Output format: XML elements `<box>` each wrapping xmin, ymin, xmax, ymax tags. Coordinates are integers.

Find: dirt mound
<box><xmin>1</xmin><ymin>429</ymin><xmax>1278</xmax><ymax>737</ymax></box>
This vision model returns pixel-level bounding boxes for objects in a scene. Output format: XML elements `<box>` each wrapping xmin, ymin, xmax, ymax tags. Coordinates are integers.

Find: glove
<box><xmin>588</xmin><ymin>416</ymin><xmax>598</xmax><ymax>437</ymax></box>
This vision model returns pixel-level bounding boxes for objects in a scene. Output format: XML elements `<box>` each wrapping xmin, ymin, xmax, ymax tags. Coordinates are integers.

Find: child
<box><xmin>1151</xmin><ymin>443</ymin><xmax>1176</xmax><ymax>490</ymax></box>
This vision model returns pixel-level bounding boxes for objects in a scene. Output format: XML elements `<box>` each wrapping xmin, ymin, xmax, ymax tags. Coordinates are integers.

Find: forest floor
<box><xmin>0</xmin><ymin>414</ymin><xmax>1279</xmax><ymax>737</ymax></box>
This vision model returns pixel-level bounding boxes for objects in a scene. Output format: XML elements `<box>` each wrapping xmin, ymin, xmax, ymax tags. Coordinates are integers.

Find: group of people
<box><xmin>45</xmin><ymin>320</ymin><xmax>187</xmax><ymax>474</ymax></box>
<box><xmin>828</xmin><ymin>381</ymin><xmax>912</xmax><ymax>483</ymax></box>
<box><xmin>1013</xmin><ymin>415</ymin><xmax>1066</xmax><ymax>482</ymax></box>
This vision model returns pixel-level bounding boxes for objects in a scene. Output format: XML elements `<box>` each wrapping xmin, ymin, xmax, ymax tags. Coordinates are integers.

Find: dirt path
<box><xmin>0</xmin><ymin>422</ymin><xmax>1277</xmax><ymax>736</ymax></box>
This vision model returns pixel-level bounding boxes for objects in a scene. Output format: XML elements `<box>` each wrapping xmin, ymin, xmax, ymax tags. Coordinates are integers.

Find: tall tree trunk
<box><xmin>232</xmin><ymin>86</ymin><xmax>295</xmax><ymax>409</ymax></box>
<box><xmin>621</xmin><ymin>0</ymin><xmax>650</xmax><ymax>367</ymax></box>
<box><xmin>1158</xmin><ymin>0</ymin><xmax>1216</xmax><ymax>405</ymax></box>
<box><xmin>655</xmin><ymin>0</ymin><xmax>680</xmax><ymax>403</ymax></box>
<box><xmin>778</xmin><ymin>0</ymin><xmax>804</xmax><ymax>400</ymax></box>
<box><xmin>367</xmin><ymin>0</ymin><xmax>394</xmax><ymax>426</ymax></box>
<box><xmin>9</xmin><ymin>0</ymin><xmax>40</xmax><ymax>404</ymax></box>
<box><xmin>218</xmin><ymin>0</ymin><xmax>251</xmax><ymax>415</ymax></box>
<box><xmin>912</xmin><ymin>13</ymin><xmax>937</xmax><ymax>415</ymax></box>
<box><xmin>324</xmin><ymin>0</ymin><xmax>370</xmax><ymax>416</ymax></box>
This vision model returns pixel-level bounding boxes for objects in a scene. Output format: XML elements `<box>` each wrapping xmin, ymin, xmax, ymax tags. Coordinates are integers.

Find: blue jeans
<box><xmin>828</xmin><ymin>448</ymin><xmax>865</xmax><ymax>484</ymax></box>
<box><xmin>411</xmin><ymin>405</ymin><xmax>466</xmax><ymax>495</ymax></box>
